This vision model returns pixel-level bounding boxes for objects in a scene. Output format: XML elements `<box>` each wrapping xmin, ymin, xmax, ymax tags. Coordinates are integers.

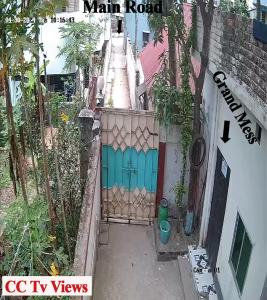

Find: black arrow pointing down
<box><xmin>221</xmin><ymin>120</ymin><xmax>231</xmax><ymax>143</ymax></box>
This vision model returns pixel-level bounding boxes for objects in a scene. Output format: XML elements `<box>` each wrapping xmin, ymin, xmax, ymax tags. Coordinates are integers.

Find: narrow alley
<box><xmin>93</xmin><ymin>224</ymin><xmax>184</xmax><ymax>300</ymax></box>
<box><xmin>94</xmin><ymin>33</ymin><xmax>186</xmax><ymax>300</ymax></box>
<box><xmin>1</xmin><ymin>1</ymin><xmax>266</xmax><ymax>300</ymax></box>
<box><xmin>105</xmin><ymin>35</ymin><xmax>131</xmax><ymax>109</ymax></box>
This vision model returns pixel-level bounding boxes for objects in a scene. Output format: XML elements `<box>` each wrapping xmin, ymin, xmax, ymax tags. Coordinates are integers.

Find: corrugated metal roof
<box><xmin>139</xmin><ymin>3</ymin><xmax>200</xmax><ymax>95</ymax></box>
<box><xmin>139</xmin><ymin>30</ymin><xmax>168</xmax><ymax>93</ymax></box>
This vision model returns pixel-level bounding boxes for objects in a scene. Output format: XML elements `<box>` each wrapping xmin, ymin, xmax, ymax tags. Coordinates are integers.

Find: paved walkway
<box><xmin>105</xmin><ymin>35</ymin><xmax>131</xmax><ymax>109</ymax></box>
<box><xmin>93</xmin><ymin>223</ymin><xmax>184</xmax><ymax>300</ymax></box>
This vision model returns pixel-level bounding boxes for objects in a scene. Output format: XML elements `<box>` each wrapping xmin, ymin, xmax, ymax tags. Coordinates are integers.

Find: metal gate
<box><xmin>101</xmin><ymin>108</ymin><xmax>159</xmax><ymax>222</ymax></box>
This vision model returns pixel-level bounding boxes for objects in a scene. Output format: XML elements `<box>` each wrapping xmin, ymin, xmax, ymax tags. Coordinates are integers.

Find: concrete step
<box><xmin>153</xmin><ymin>219</ymin><xmax>198</xmax><ymax>261</ymax></box>
<box><xmin>177</xmin><ymin>255</ymin><xmax>201</xmax><ymax>300</ymax></box>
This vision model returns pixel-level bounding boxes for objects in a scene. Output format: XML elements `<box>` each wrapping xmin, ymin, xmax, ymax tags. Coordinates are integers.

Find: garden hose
<box><xmin>189</xmin><ymin>135</ymin><xmax>206</xmax><ymax>170</ymax></box>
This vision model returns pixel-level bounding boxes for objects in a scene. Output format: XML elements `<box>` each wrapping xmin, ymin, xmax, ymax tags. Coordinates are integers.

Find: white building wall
<box><xmin>159</xmin><ymin>125</ymin><xmax>184</xmax><ymax>208</ymax></box>
<box><xmin>126</xmin><ymin>38</ymin><xmax>137</xmax><ymax>109</ymax></box>
<box><xmin>202</xmin><ymin>76</ymin><xmax>267</xmax><ymax>300</ymax></box>
<box><xmin>40</xmin><ymin>2</ymin><xmax>110</xmax><ymax>75</ymax></box>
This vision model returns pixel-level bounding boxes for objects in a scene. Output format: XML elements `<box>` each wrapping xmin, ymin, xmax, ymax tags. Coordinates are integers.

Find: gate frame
<box><xmin>99</xmin><ymin>107</ymin><xmax>161</xmax><ymax>224</ymax></box>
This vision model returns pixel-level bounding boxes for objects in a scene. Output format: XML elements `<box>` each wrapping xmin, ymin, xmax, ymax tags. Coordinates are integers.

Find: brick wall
<box><xmin>197</xmin><ymin>9</ymin><xmax>267</xmax><ymax>109</ymax></box>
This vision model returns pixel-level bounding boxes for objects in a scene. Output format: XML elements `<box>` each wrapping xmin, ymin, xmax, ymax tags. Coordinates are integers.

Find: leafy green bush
<box><xmin>0</xmin><ymin>97</ymin><xmax>8</xmax><ymax>148</ymax></box>
<box><xmin>219</xmin><ymin>0</ymin><xmax>249</xmax><ymax>17</ymax></box>
<box><xmin>0</xmin><ymin>197</ymin><xmax>70</xmax><ymax>276</ymax></box>
<box><xmin>49</xmin><ymin>93</ymin><xmax>66</xmax><ymax>127</ymax></box>
<box><xmin>0</xmin><ymin>151</ymin><xmax>11</xmax><ymax>189</ymax></box>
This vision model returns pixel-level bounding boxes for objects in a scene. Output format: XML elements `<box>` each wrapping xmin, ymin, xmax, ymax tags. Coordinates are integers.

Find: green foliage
<box><xmin>49</xmin><ymin>93</ymin><xmax>66</xmax><ymax>127</ymax></box>
<box><xmin>153</xmin><ymin>80</ymin><xmax>188</xmax><ymax>126</ymax></box>
<box><xmin>0</xmin><ymin>95</ymin><xmax>24</xmax><ymax>148</ymax></box>
<box><xmin>57</xmin><ymin>21</ymin><xmax>102</xmax><ymax>72</ymax></box>
<box><xmin>0</xmin><ymin>151</ymin><xmax>11</xmax><ymax>189</ymax></box>
<box><xmin>151</xmin><ymin>1</ymin><xmax>196</xmax><ymax>209</ymax></box>
<box><xmin>174</xmin><ymin>182</ymin><xmax>187</xmax><ymax>208</ymax></box>
<box><xmin>219</xmin><ymin>0</ymin><xmax>249</xmax><ymax>17</ymax></box>
<box><xmin>57</xmin><ymin>120</ymin><xmax>81</xmax><ymax>247</ymax></box>
<box><xmin>47</xmin><ymin>107</ymin><xmax>81</xmax><ymax>256</ymax></box>
<box><xmin>0</xmin><ymin>197</ymin><xmax>70</xmax><ymax>275</ymax></box>
<box><xmin>0</xmin><ymin>0</ymin><xmax>67</xmax><ymax>74</ymax></box>
<box><xmin>0</xmin><ymin>0</ymin><xmax>81</xmax><ymax>274</ymax></box>
<box><xmin>0</xmin><ymin>97</ymin><xmax>8</xmax><ymax>147</ymax></box>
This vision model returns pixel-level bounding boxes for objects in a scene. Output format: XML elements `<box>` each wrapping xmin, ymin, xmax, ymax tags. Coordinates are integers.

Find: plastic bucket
<box><xmin>159</xmin><ymin>220</ymin><xmax>171</xmax><ymax>244</ymax></box>
<box><xmin>158</xmin><ymin>198</ymin><xmax>168</xmax><ymax>226</ymax></box>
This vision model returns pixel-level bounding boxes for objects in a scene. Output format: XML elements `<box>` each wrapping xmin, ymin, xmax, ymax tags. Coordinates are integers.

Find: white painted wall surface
<box><xmin>159</xmin><ymin>125</ymin><xmax>188</xmax><ymax>211</ymax></box>
<box><xmin>40</xmin><ymin>7</ymin><xmax>110</xmax><ymax>75</ymax></box>
<box><xmin>126</xmin><ymin>39</ymin><xmax>137</xmax><ymax>109</ymax></box>
<box><xmin>200</xmin><ymin>72</ymin><xmax>222</xmax><ymax>244</ymax></box>
<box><xmin>207</xmin><ymin>86</ymin><xmax>267</xmax><ymax>300</ymax></box>
<box><xmin>102</xmin><ymin>38</ymin><xmax>112</xmax><ymax>95</ymax></box>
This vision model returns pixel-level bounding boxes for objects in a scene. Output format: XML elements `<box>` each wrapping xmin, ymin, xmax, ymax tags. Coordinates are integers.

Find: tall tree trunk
<box><xmin>185</xmin><ymin>0</ymin><xmax>214</xmax><ymax>234</ymax></box>
<box><xmin>19</xmin><ymin>126</ymin><xmax>26</xmax><ymax>157</ymax></box>
<box><xmin>1</xmin><ymin>30</ymin><xmax>28</xmax><ymax>205</ymax></box>
<box><xmin>34</xmin><ymin>21</ymin><xmax>57</xmax><ymax>235</ymax></box>
<box><xmin>168</xmin><ymin>31</ymin><xmax>177</xmax><ymax>87</ymax></box>
<box><xmin>21</xmin><ymin>68</ymin><xmax>39</xmax><ymax>195</ymax></box>
<box><xmin>9</xmin><ymin>152</ymin><xmax>17</xmax><ymax>196</ymax></box>
<box><xmin>4</xmin><ymin>76</ymin><xmax>28</xmax><ymax>204</ymax></box>
<box><xmin>162</xmin><ymin>0</ymin><xmax>177</xmax><ymax>87</ymax></box>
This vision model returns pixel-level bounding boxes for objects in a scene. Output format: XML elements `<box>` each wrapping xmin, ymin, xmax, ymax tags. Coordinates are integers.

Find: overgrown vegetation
<box><xmin>0</xmin><ymin>0</ymin><xmax>93</xmax><ymax>279</ymax></box>
<box><xmin>0</xmin><ymin>97</ymin><xmax>8</xmax><ymax>147</ymax></box>
<box><xmin>57</xmin><ymin>21</ymin><xmax>102</xmax><ymax>98</ymax></box>
<box><xmin>1</xmin><ymin>197</ymin><xmax>70</xmax><ymax>276</ymax></box>
<box><xmin>0</xmin><ymin>151</ymin><xmax>10</xmax><ymax>189</ymax></box>
<box><xmin>148</xmin><ymin>0</ymin><xmax>215</xmax><ymax>234</ymax></box>
<box><xmin>149</xmin><ymin>1</ymin><xmax>195</xmax><ymax>214</ymax></box>
<box><xmin>219</xmin><ymin>0</ymin><xmax>249</xmax><ymax>17</ymax></box>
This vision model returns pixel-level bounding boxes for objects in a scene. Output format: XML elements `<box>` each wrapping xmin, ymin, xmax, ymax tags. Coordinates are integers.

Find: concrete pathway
<box><xmin>93</xmin><ymin>223</ymin><xmax>184</xmax><ymax>300</ymax></box>
<box><xmin>105</xmin><ymin>35</ymin><xmax>131</xmax><ymax>109</ymax></box>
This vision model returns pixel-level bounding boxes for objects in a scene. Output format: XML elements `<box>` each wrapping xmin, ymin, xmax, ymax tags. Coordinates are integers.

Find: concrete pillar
<box><xmin>79</xmin><ymin>107</ymin><xmax>95</xmax><ymax>197</ymax></box>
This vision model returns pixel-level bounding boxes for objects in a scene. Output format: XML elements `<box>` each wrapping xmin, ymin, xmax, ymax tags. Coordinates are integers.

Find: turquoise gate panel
<box><xmin>102</xmin><ymin>145</ymin><xmax>158</xmax><ymax>193</ymax></box>
<box><xmin>100</xmin><ymin>108</ymin><xmax>160</xmax><ymax>221</ymax></box>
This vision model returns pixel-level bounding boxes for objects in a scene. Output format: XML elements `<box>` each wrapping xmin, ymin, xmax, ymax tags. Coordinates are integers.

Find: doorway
<box><xmin>206</xmin><ymin>148</ymin><xmax>231</xmax><ymax>270</ymax></box>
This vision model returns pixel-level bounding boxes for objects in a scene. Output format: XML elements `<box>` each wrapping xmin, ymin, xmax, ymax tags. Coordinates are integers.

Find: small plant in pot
<box><xmin>174</xmin><ymin>182</ymin><xmax>187</xmax><ymax>233</ymax></box>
